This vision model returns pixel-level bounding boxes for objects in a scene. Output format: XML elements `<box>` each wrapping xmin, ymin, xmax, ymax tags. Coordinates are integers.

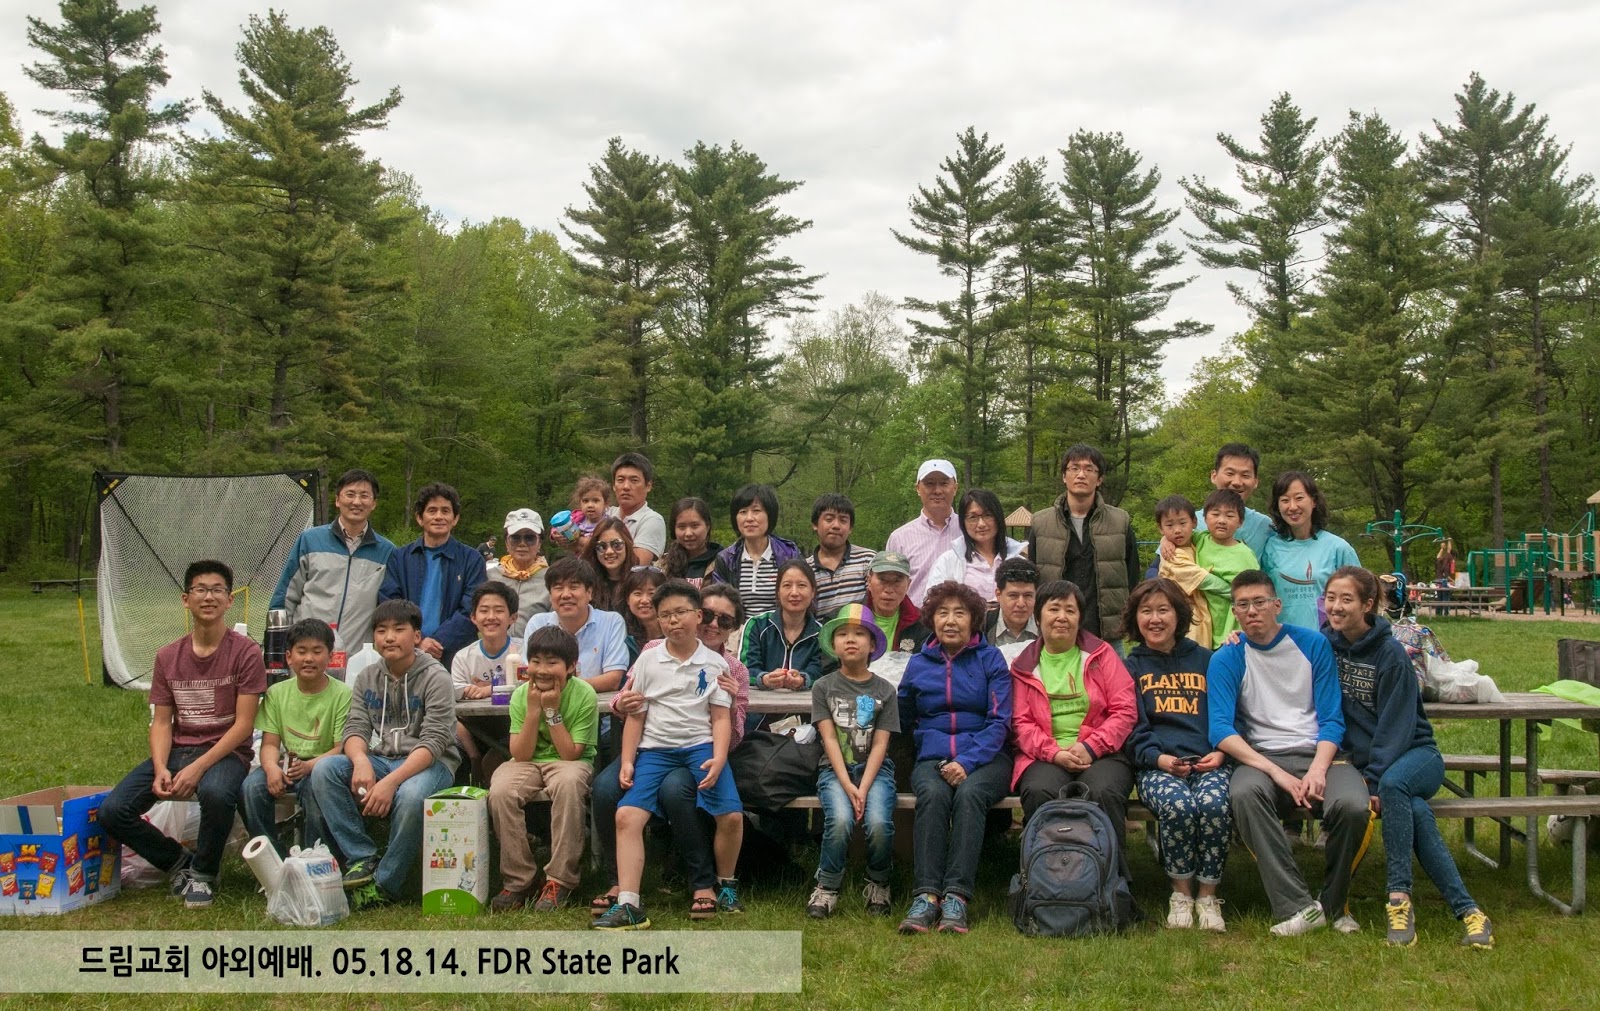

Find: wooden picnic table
<box><xmin>1412</xmin><ymin>584</ymin><xmax>1505</xmax><ymax>616</ymax></box>
<box><xmin>1425</xmin><ymin>691</ymin><xmax>1600</xmax><ymax>914</ymax></box>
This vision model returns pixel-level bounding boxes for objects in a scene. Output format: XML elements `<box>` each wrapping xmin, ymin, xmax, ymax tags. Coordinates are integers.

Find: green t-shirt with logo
<box><xmin>1038</xmin><ymin>646</ymin><xmax>1088</xmax><ymax>748</ymax></box>
<box><xmin>509</xmin><ymin>676</ymin><xmax>600</xmax><ymax>763</ymax></box>
<box><xmin>872</xmin><ymin>610</ymin><xmax>900</xmax><ymax>651</ymax></box>
<box><xmin>256</xmin><ymin>677</ymin><xmax>352</xmax><ymax>760</ymax></box>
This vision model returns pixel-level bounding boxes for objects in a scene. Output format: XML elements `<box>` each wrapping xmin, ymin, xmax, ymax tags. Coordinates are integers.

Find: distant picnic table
<box><xmin>29</xmin><ymin>577</ymin><xmax>93</xmax><ymax>594</ymax></box>
<box><xmin>1413</xmin><ymin>584</ymin><xmax>1505</xmax><ymax>616</ymax></box>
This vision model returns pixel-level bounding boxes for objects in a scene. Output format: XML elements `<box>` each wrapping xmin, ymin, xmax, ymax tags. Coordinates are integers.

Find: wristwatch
<box><xmin>543</xmin><ymin>709</ymin><xmax>561</xmax><ymax>725</ymax></box>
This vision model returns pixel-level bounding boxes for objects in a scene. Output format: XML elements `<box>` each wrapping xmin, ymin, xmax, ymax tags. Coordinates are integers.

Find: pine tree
<box><xmin>893</xmin><ymin>127</ymin><xmax>1010</xmax><ymax>485</ymax></box>
<box><xmin>561</xmin><ymin>138</ymin><xmax>681</xmax><ymax>446</ymax></box>
<box><xmin>1057</xmin><ymin>130</ymin><xmax>1209</xmax><ymax>500</ymax></box>
<box><xmin>1181</xmin><ymin>93</ymin><xmax>1329</xmax><ymax>342</ymax></box>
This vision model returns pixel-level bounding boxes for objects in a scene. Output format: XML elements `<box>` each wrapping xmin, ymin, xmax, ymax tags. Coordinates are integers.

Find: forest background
<box><xmin>3</xmin><ymin>1</ymin><xmax>1599</xmax><ymax>579</ymax></box>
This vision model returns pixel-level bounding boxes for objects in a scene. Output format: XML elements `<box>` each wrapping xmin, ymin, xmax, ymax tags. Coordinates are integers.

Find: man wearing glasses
<box><xmin>1026</xmin><ymin>444</ymin><xmax>1140</xmax><ymax>645</ymax></box>
<box><xmin>1206</xmin><ymin>569</ymin><xmax>1371</xmax><ymax>938</ymax></box>
<box><xmin>100</xmin><ymin>561</ymin><xmax>267</xmax><ymax>910</ymax></box>
<box><xmin>271</xmin><ymin>469</ymin><xmax>395</xmax><ymax>656</ymax></box>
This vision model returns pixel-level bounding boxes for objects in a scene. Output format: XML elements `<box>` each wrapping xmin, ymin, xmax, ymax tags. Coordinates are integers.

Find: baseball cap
<box><xmin>917</xmin><ymin>459</ymin><xmax>957</xmax><ymax>482</ymax></box>
<box><xmin>819</xmin><ymin>602</ymin><xmax>888</xmax><ymax>662</ymax></box>
<box><xmin>868</xmin><ymin>550</ymin><xmax>912</xmax><ymax>577</ymax></box>
<box><xmin>504</xmin><ymin>508</ymin><xmax>544</xmax><ymax>535</ymax></box>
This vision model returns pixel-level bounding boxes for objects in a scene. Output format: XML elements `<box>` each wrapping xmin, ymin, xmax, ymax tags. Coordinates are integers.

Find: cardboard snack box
<box><xmin>421</xmin><ymin>785</ymin><xmax>488</xmax><ymax>915</ymax></box>
<box><xmin>0</xmin><ymin>786</ymin><xmax>122</xmax><ymax>915</ymax></box>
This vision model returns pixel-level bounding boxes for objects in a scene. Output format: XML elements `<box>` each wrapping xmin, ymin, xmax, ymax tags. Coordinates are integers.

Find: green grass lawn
<box><xmin>1</xmin><ymin>586</ymin><xmax>1597</xmax><ymax>1010</ymax></box>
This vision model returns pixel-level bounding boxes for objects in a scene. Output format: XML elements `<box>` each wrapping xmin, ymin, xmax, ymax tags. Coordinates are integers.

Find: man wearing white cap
<box><xmin>886</xmin><ymin>459</ymin><xmax>960</xmax><ymax>609</ymax></box>
<box><xmin>487</xmin><ymin>509</ymin><xmax>553</xmax><ymax>638</ymax></box>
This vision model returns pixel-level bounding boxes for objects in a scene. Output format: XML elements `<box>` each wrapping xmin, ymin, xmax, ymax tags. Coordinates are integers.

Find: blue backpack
<box><xmin>1008</xmin><ymin>782</ymin><xmax>1137</xmax><ymax>937</ymax></box>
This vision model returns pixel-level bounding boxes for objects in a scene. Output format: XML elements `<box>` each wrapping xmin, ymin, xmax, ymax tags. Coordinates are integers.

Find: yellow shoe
<box><xmin>1460</xmin><ymin>908</ymin><xmax>1494</xmax><ymax>950</ymax></box>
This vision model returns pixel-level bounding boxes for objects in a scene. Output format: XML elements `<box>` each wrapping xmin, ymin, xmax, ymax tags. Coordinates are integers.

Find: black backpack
<box><xmin>727</xmin><ymin>731</ymin><xmax>823</xmax><ymax>811</ymax></box>
<box><xmin>1008</xmin><ymin>782</ymin><xmax>1137</xmax><ymax>937</ymax></box>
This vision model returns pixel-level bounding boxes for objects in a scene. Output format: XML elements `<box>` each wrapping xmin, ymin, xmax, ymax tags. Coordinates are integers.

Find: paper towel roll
<box><xmin>242</xmin><ymin>835</ymin><xmax>285</xmax><ymax>896</ymax></box>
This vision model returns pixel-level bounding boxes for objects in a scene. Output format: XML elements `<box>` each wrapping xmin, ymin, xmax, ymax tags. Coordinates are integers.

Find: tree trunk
<box><xmin>1530</xmin><ymin>285</ymin><xmax>1553</xmax><ymax>527</ymax></box>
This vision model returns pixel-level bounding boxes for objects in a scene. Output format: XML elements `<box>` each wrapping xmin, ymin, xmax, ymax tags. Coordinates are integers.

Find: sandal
<box><xmin>689</xmin><ymin>895</ymin><xmax>717</xmax><ymax>921</ymax></box>
<box><xmin>590</xmin><ymin>891</ymin><xmax>619</xmax><ymax>918</ymax></box>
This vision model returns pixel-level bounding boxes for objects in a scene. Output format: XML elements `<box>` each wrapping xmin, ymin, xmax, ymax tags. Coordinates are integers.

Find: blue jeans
<box><xmin>910</xmin><ymin>754</ymin><xmax>1012</xmax><ymax>900</ymax></box>
<box><xmin>816</xmin><ymin>761</ymin><xmax>896</xmax><ymax>890</ymax></box>
<box><xmin>100</xmin><ymin>747</ymin><xmax>249</xmax><ymax>883</ymax></box>
<box><xmin>1377</xmin><ymin>745</ymin><xmax>1477</xmax><ymax>916</ymax></box>
<box><xmin>308</xmin><ymin>753</ymin><xmax>454</xmax><ymax>899</ymax></box>
<box><xmin>239</xmin><ymin>765</ymin><xmax>327</xmax><ymax>857</ymax></box>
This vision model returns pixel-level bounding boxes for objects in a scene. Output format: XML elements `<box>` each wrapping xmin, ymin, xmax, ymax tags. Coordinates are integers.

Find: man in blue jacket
<box><xmin>380</xmin><ymin>483</ymin><xmax>486</xmax><ymax>667</ymax></box>
<box><xmin>1207</xmin><ymin>569</ymin><xmax>1372</xmax><ymax>938</ymax></box>
<box><xmin>271</xmin><ymin>469</ymin><xmax>395</xmax><ymax>656</ymax></box>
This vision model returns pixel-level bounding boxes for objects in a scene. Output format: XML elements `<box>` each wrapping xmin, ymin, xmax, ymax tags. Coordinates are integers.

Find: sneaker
<box><xmin>1385</xmin><ymin>898</ymin><xmax>1417</xmax><ymax>947</ymax></box>
<box><xmin>716</xmin><ymin>879</ymin><xmax>745</xmax><ymax>914</ymax></box>
<box><xmin>182</xmin><ymin>878</ymin><xmax>214</xmax><ymax>910</ymax></box>
<box><xmin>1460</xmin><ymin>907</ymin><xmax>1495</xmax><ymax>949</ymax></box>
<box><xmin>1333</xmin><ymin>914</ymin><xmax>1360</xmax><ymax>934</ymax></box>
<box><xmin>806</xmin><ymin>886</ymin><xmax>839</xmax><ymax>919</ymax></box>
<box><xmin>533</xmin><ymin>880</ymin><xmax>574</xmax><ymax>913</ymax></box>
<box><xmin>897</xmin><ymin>894</ymin><xmax>941</xmax><ymax>934</ymax></box>
<box><xmin>1195</xmin><ymin>895</ymin><xmax>1226</xmax><ymax>933</ymax></box>
<box><xmin>1269</xmin><ymin>903</ymin><xmax>1327</xmax><ymax>937</ymax></box>
<box><xmin>592</xmin><ymin>902</ymin><xmax>651</xmax><ymax>931</ymax></box>
<box><xmin>167</xmin><ymin>852</ymin><xmax>195</xmax><ymax>897</ymax></box>
<box><xmin>936</xmin><ymin>893</ymin><xmax>969</xmax><ymax>934</ymax></box>
<box><xmin>490</xmin><ymin>887</ymin><xmax>532</xmax><ymax>913</ymax></box>
<box><xmin>1166</xmin><ymin>892</ymin><xmax>1195</xmax><ymax>929</ymax></box>
<box><xmin>862</xmin><ymin>881</ymin><xmax>892</xmax><ymax>916</ymax></box>
<box><xmin>341</xmin><ymin>856</ymin><xmax>377</xmax><ymax>890</ymax></box>
<box><xmin>348</xmin><ymin>882</ymin><xmax>391</xmax><ymax>912</ymax></box>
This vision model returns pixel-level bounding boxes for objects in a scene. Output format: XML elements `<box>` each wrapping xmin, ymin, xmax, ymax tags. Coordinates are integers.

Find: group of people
<box><xmin>92</xmin><ymin>444</ymin><xmax>1493</xmax><ymax>948</ymax></box>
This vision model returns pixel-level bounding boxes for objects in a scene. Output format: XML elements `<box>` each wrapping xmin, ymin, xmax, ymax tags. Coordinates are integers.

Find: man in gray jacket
<box><xmin>271</xmin><ymin>469</ymin><xmax>395</xmax><ymax>656</ymax></box>
<box><xmin>307</xmin><ymin>598</ymin><xmax>459</xmax><ymax>908</ymax></box>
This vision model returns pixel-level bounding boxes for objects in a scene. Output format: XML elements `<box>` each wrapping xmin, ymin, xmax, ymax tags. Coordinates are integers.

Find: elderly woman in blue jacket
<box><xmin>896</xmin><ymin>580</ymin><xmax>1013</xmax><ymax>936</ymax></box>
<box><xmin>1322</xmin><ymin>566</ymin><xmax>1494</xmax><ymax>950</ymax></box>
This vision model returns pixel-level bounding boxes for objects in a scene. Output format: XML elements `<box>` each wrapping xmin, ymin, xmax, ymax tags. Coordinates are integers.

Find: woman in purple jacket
<box><xmin>895</xmin><ymin>580</ymin><xmax>1013</xmax><ymax>936</ymax></box>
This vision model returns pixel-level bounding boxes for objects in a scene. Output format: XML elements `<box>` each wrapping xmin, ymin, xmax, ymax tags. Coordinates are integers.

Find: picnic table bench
<box><xmin>29</xmin><ymin>577</ymin><xmax>93</xmax><ymax>593</ymax></box>
<box><xmin>1412</xmin><ymin>585</ymin><xmax>1506</xmax><ymax>616</ymax></box>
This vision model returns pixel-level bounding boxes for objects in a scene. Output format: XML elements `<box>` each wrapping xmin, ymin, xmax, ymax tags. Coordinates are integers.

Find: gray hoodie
<box><xmin>343</xmin><ymin>649</ymin><xmax>460</xmax><ymax>772</ymax></box>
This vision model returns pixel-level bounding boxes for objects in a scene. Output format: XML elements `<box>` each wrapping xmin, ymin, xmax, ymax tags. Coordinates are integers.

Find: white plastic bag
<box><xmin>121</xmin><ymin>801</ymin><xmax>201</xmax><ymax>888</ymax></box>
<box><xmin>266</xmin><ymin>843</ymin><xmax>349</xmax><ymax>927</ymax></box>
<box><xmin>1423</xmin><ymin>655</ymin><xmax>1505</xmax><ymax>704</ymax></box>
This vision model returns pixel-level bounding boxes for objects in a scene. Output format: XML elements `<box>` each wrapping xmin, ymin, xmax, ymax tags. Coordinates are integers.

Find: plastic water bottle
<box><xmin>345</xmin><ymin>642</ymin><xmax>380</xmax><ymax>682</ymax></box>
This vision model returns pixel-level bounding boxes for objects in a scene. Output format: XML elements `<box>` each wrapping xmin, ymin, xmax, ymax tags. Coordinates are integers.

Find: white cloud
<box><xmin>4</xmin><ymin>0</ymin><xmax>1598</xmax><ymax>397</ymax></box>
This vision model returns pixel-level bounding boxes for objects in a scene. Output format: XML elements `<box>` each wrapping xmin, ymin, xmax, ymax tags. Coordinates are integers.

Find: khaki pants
<box><xmin>489</xmin><ymin>759</ymin><xmax>594</xmax><ymax>891</ymax></box>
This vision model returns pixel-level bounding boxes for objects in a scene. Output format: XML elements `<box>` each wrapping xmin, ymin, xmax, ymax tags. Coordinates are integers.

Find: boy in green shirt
<box><xmin>1193</xmin><ymin>489</ymin><xmax>1259</xmax><ymax>647</ymax></box>
<box><xmin>487</xmin><ymin>625</ymin><xmax>599</xmax><ymax>912</ymax></box>
<box><xmin>240</xmin><ymin>618</ymin><xmax>352</xmax><ymax>856</ymax></box>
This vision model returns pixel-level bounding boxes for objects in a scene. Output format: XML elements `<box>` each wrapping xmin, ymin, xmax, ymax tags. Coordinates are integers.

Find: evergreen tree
<box><xmin>893</xmin><ymin>127</ymin><xmax>1010</xmax><ymax>485</ymax></box>
<box><xmin>561</xmin><ymin>138</ymin><xmax>681</xmax><ymax>446</ymax></box>
<box><xmin>1057</xmin><ymin>130</ymin><xmax>1208</xmax><ymax>500</ymax></box>
<box><xmin>1181</xmin><ymin>93</ymin><xmax>1329</xmax><ymax>342</ymax></box>
<box><xmin>182</xmin><ymin>10</ymin><xmax>405</xmax><ymax>465</ymax></box>
<box><xmin>1270</xmin><ymin>112</ymin><xmax>1461</xmax><ymax>528</ymax></box>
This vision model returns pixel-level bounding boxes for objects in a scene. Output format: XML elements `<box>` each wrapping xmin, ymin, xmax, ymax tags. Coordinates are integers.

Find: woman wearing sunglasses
<box><xmin>580</xmin><ymin>516</ymin><xmax>636</xmax><ymax>613</ymax></box>
<box><xmin>485</xmin><ymin>508</ymin><xmax>552</xmax><ymax>638</ymax></box>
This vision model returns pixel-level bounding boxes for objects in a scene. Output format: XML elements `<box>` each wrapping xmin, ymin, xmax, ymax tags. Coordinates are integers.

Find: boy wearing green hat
<box><xmin>807</xmin><ymin>603</ymin><xmax>901</xmax><ymax>919</ymax></box>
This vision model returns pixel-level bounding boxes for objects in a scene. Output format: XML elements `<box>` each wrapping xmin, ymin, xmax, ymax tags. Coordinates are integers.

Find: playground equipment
<box><xmin>1364</xmin><ymin>509</ymin><xmax>1445</xmax><ymax>576</ymax></box>
<box><xmin>1465</xmin><ymin>493</ymin><xmax>1599</xmax><ymax>615</ymax></box>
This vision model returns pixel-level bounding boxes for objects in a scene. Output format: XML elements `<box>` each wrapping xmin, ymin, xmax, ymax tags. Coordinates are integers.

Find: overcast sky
<box><xmin>4</xmin><ymin>0</ymin><xmax>1598</xmax><ymax>397</ymax></box>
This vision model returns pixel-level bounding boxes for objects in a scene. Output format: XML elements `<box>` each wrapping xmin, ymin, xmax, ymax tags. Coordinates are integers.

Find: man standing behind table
<box><xmin>607</xmin><ymin>452</ymin><xmax>667</xmax><ymax>566</ymax></box>
<box><xmin>808</xmin><ymin>492</ymin><xmax>878</xmax><ymax>616</ymax></box>
<box><xmin>1148</xmin><ymin>442</ymin><xmax>1276</xmax><ymax>577</ymax></box>
<box><xmin>1027</xmin><ymin>444</ymin><xmax>1139</xmax><ymax>644</ymax></box>
<box><xmin>99</xmin><ymin>560</ymin><xmax>266</xmax><ymax>910</ymax></box>
<box><xmin>886</xmin><ymin>459</ymin><xmax>960</xmax><ymax>611</ymax></box>
<box><xmin>271</xmin><ymin>468</ymin><xmax>395</xmax><ymax>655</ymax></box>
<box><xmin>379</xmin><ymin>482</ymin><xmax>486</xmax><ymax>668</ymax></box>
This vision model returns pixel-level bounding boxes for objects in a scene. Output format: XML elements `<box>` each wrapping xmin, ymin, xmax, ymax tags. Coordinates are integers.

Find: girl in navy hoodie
<box><xmin>895</xmin><ymin>580</ymin><xmax>1012</xmax><ymax>936</ymax></box>
<box><xmin>1123</xmin><ymin>578</ymin><xmax>1229</xmax><ymax>932</ymax></box>
<box><xmin>1322</xmin><ymin>566</ymin><xmax>1494</xmax><ymax>949</ymax></box>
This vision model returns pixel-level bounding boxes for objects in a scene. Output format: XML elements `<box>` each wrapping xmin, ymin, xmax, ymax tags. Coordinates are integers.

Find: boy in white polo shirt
<box><xmin>595</xmin><ymin>580</ymin><xmax>742</xmax><ymax>931</ymax></box>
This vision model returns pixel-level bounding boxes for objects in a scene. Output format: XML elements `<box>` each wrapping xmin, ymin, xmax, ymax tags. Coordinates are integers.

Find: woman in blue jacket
<box><xmin>1323</xmin><ymin>566</ymin><xmax>1494</xmax><ymax>949</ymax></box>
<box><xmin>896</xmin><ymin>580</ymin><xmax>1012</xmax><ymax>936</ymax></box>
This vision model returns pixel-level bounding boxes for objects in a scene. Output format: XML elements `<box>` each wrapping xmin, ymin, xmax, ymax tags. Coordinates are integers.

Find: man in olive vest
<box><xmin>1026</xmin><ymin>444</ymin><xmax>1140</xmax><ymax>644</ymax></box>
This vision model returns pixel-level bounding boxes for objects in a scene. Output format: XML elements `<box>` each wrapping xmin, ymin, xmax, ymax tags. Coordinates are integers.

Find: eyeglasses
<box><xmin>186</xmin><ymin>585</ymin><xmax>230</xmax><ymax>597</ymax></box>
<box><xmin>656</xmin><ymin>607</ymin><xmax>702</xmax><ymax>624</ymax></box>
<box><xmin>700</xmin><ymin>611</ymin><xmax>739</xmax><ymax>630</ymax></box>
<box><xmin>1065</xmin><ymin>465</ymin><xmax>1099</xmax><ymax>476</ymax></box>
<box><xmin>1231</xmin><ymin>597</ymin><xmax>1278</xmax><ymax>613</ymax></box>
<box><xmin>964</xmin><ymin>512</ymin><xmax>994</xmax><ymax>524</ymax></box>
<box><xmin>595</xmin><ymin>539</ymin><xmax>627</xmax><ymax>552</ymax></box>
<box><xmin>507</xmin><ymin>532</ymin><xmax>539</xmax><ymax>543</ymax></box>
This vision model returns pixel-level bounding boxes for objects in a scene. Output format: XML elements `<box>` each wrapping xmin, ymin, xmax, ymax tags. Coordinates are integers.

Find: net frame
<box><xmin>95</xmin><ymin>470</ymin><xmax>318</xmax><ymax>689</ymax></box>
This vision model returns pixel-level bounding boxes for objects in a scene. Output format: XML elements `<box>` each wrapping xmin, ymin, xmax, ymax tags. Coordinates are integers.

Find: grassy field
<box><xmin>1</xmin><ymin>585</ymin><xmax>1597</xmax><ymax>1010</ymax></box>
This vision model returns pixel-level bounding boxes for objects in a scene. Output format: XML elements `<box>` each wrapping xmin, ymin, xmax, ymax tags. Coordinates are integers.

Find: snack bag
<box><xmin>62</xmin><ymin>835</ymin><xmax>80</xmax><ymax>865</ymax></box>
<box><xmin>36</xmin><ymin>873</ymin><xmax>55</xmax><ymax>898</ymax></box>
<box><xmin>67</xmin><ymin>863</ymin><xmax>85</xmax><ymax>894</ymax></box>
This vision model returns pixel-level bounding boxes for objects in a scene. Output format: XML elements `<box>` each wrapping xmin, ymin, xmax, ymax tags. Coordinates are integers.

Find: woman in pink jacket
<box><xmin>1009</xmin><ymin>579</ymin><xmax>1138</xmax><ymax>858</ymax></box>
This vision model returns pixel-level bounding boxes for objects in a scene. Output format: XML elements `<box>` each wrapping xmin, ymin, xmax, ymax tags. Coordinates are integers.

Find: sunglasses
<box><xmin>595</xmin><ymin>539</ymin><xmax>627</xmax><ymax>552</ymax></box>
<box><xmin>507</xmin><ymin>532</ymin><xmax>539</xmax><ymax>543</ymax></box>
<box><xmin>700</xmin><ymin>611</ymin><xmax>739</xmax><ymax>630</ymax></box>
